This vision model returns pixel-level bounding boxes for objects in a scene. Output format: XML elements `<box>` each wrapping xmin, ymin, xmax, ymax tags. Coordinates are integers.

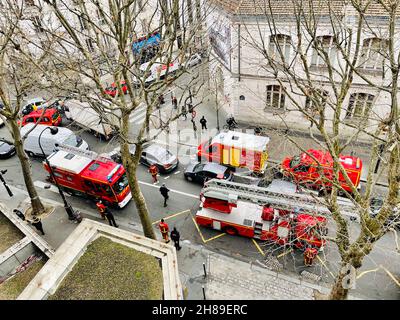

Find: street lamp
<box><xmin>38</xmin><ymin>126</ymin><xmax>76</xmax><ymax>221</ymax></box>
<box><xmin>0</xmin><ymin>169</ymin><xmax>13</xmax><ymax>197</ymax></box>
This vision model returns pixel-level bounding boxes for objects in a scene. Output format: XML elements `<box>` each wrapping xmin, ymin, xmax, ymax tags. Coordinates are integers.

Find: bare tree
<box><xmin>0</xmin><ymin>0</ymin><xmax>61</xmax><ymax>216</ymax></box>
<box><xmin>42</xmin><ymin>0</ymin><xmax>210</xmax><ymax>239</ymax></box>
<box><xmin>238</xmin><ymin>0</ymin><xmax>399</xmax><ymax>299</ymax></box>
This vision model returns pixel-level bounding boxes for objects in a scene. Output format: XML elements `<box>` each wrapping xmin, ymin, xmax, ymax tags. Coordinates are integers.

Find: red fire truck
<box><xmin>197</xmin><ymin>131</ymin><xmax>270</xmax><ymax>173</ymax></box>
<box><xmin>195</xmin><ymin>179</ymin><xmax>328</xmax><ymax>250</ymax></box>
<box><xmin>281</xmin><ymin>149</ymin><xmax>363</xmax><ymax>193</ymax></box>
<box><xmin>43</xmin><ymin>145</ymin><xmax>132</xmax><ymax>208</ymax></box>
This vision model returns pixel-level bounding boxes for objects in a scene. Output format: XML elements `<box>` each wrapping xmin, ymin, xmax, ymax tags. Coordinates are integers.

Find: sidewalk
<box><xmin>0</xmin><ymin>186</ymin><xmax>367</xmax><ymax>300</ymax></box>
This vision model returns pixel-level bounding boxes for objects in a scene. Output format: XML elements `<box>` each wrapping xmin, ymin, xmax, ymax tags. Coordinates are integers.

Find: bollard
<box><xmin>203</xmin><ymin>262</ymin><xmax>207</xmax><ymax>278</ymax></box>
<box><xmin>202</xmin><ymin>286</ymin><xmax>206</xmax><ymax>300</ymax></box>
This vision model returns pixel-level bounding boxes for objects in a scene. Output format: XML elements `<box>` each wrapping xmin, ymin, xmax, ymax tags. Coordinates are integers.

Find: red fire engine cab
<box><xmin>281</xmin><ymin>149</ymin><xmax>363</xmax><ymax>193</ymax></box>
<box><xmin>43</xmin><ymin>145</ymin><xmax>132</xmax><ymax>208</ymax></box>
<box><xmin>196</xmin><ymin>179</ymin><xmax>328</xmax><ymax>250</ymax></box>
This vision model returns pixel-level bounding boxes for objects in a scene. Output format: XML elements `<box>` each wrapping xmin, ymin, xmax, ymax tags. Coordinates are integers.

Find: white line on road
<box><xmin>164</xmin><ymin>176</ymin><xmax>170</xmax><ymax>179</ymax></box>
<box><xmin>138</xmin><ymin>180</ymin><xmax>198</xmax><ymax>198</ymax></box>
<box><xmin>129</xmin><ymin>111</ymin><xmax>146</xmax><ymax>123</ymax></box>
<box><xmin>174</xmin><ymin>171</ymin><xmax>181</xmax><ymax>175</ymax></box>
<box><xmin>34</xmin><ymin>180</ymin><xmax>71</xmax><ymax>197</ymax></box>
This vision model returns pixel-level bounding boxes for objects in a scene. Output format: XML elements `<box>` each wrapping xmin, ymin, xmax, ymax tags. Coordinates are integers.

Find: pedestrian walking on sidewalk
<box><xmin>159</xmin><ymin>183</ymin><xmax>170</xmax><ymax>207</ymax></box>
<box><xmin>200</xmin><ymin>116</ymin><xmax>207</xmax><ymax>130</ymax></box>
<box><xmin>96</xmin><ymin>199</ymin><xmax>106</xmax><ymax>220</ymax></box>
<box><xmin>31</xmin><ymin>216</ymin><xmax>45</xmax><ymax>235</ymax></box>
<box><xmin>172</xmin><ymin>96</ymin><xmax>178</xmax><ymax>109</ymax></box>
<box><xmin>170</xmin><ymin>227</ymin><xmax>182</xmax><ymax>250</ymax></box>
<box><xmin>159</xmin><ymin>219</ymin><xmax>170</xmax><ymax>243</ymax></box>
<box><xmin>149</xmin><ymin>164</ymin><xmax>159</xmax><ymax>183</ymax></box>
<box><xmin>181</xmin><ymin>105</ymin><xmax>187</xmax><ymax>120</ymax></box>
<box><xmin>104</xmin><ymin>208</ymin><xmax>118</xmax><ymax>228</ymax></box>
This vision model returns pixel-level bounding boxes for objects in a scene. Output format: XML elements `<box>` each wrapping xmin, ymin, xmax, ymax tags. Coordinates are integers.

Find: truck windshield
<box><xmin>64</xmin><ymin>135</ymin><xmax>81</xmax><ymax>147</ymax></box>
<box><xmin>290</xmin><ymin>156</ymin><xmax>301</xmax><ymax>168</ymax></box>
<box><xmin>112</xmin><ymin>173</ymin><xmax>129</xmax><ymax>194</ymax></box>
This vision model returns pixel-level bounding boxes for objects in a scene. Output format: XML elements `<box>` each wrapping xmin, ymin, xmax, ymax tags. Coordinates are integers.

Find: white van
<box><xmin>21</xmin><ymin>123</ymin><xmax>89</xmax><ymax>157</ymax></box>
<box><xmin>64</xmin><ymin>99</ymin><xmax>119</xmax><ymax>140</ymax></box>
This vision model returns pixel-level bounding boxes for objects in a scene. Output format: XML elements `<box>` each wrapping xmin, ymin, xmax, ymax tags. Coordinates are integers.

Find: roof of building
<box><xmin>210</xmin><ymin>0</ymin><xmax>395</xmax><ymax>17</ymax></box>
<box><xmin>211</xmin><ymin>131</ymin><xmax>270</xmax><ymax>152</ymax></box>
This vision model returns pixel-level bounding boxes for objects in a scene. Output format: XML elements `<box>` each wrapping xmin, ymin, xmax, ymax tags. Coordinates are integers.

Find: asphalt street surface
<box><xmin>0</xmin><ymin>66</ymin><xmax>399</xmax><ymax>299</ymax></box>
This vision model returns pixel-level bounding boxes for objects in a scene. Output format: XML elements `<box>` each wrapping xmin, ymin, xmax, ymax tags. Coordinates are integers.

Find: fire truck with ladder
<box><xmin>196</xmin><ymin>179</ymin><xmax>358</xmax><ymax>250</ymax></box>
<box><xmin>43</xmin><ymin>144</ymin><xmax>132</xmax><ymax>208</ymax></box>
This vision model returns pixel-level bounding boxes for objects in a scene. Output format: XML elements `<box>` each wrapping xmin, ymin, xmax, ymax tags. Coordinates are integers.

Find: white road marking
<box><xmin>174</xmin><ymin>171</ymin><xmax>181</xmax><ymax>175</ymax></box>
<box><xmin>139</xmin><ymin>180</ymin><xmax>198</xmax><ymax>199</ymax></box>
<box><xmin>129</xmin><ymin>111</ymin><xmax>146</xmax><ymax>123</ymax></box>
<box><xmin>164</xmin><ymin>176</ymin><xmax>170</xmax><ymax>180</ymax></box>
<box><xmin>34</xmin><ymin>180</ymin><xmax>71</xmax><ymax>197</ymax></box>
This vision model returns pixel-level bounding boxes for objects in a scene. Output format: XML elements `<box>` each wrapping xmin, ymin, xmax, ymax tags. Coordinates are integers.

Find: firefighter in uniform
<box><xmin>304</xmin><ymin>246</ymin><xmax>318</xmax><ymax>266</ymax></box>
<box><xmin>149</xmin><ymin>164</ymin><xmax>159</xmax><ymax>183</ymax></box>
<box><xmin>158</xmin><ymin>219</ymin><xmax>170</xmax><ymax>243</ymax></box>
<box><xmin>96</xmin><ymin>200</ymin><xmax>106</xmax><ymax>220</ymax></box>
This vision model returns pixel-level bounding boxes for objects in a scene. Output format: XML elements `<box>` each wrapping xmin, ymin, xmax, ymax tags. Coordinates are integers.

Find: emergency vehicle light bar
<box><xmin>107</xmin><ymin>164</ymin><xmax>121</xmax><ymax>182</ymax></box>
<box><xmin>56</xmin><ymin>144</ymin><xmax>110</xmax><ymax>163</ymax></box>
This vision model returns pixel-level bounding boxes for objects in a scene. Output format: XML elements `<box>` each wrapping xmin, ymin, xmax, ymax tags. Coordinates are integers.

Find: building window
<box><xmin>268</xmin><ymin>34</ymin><xmax>291</xmax><ymax>64</ymax></box>
<box><xmin>345</xmin><ymin>93</ymin><xmax>375</xmax><ymax>118</ymax></box>
<box><xmin>311</xmin><ymin>35</ymin><xmax>336</xmax><ymax>67</ymax></box>
<box><xmin>97</xmin><ymin>9</ymin><xmax>105</xmax><ymax>25</ymax></box>
<box><xmin>78</xmin><ymin>14</ymin><xmax>89</xmax><ymax>30</ymax></box>
<box><xmin>86</xmin><ymin>38</ymin><xmax>94</xmax><ymax>52</ymax></box>
<box><xmin>32</xmin><ymin>16</ymin><xmax>44</xmax><ymax>33</ymax></box>
<box><xmin>305</xmin><ymin>89</ymin><xmax>329</xmax><ymax>114</ymax></box>
<box><xmin>196</xmin><ymin>0</ymin><xmax>201</xmax><ymax>21</ymax></box>
<box><xmin>187</xmin><ymin>0</ymin><xmax>194</xmax><ymax>24</ymax></box>
<box><xmin>266</xmin><ymin>85</ymin><xmax>285</xmax><ymax>109</ymax></box>
<box><xmin>359</xmin><ymin>38</ymin><xmax>388</xmax><ymax>70</ymax></box>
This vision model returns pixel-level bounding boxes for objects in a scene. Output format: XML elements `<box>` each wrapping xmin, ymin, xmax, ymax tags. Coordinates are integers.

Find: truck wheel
<box><xmin>224</xmin><ymin>226</ymin><xmax>238</xmax><ymax>236</ymax></box>
<box><xmin>186</xmin><ymin>176</ymin><xmax>193</xmax><ymax>182</ymax></box>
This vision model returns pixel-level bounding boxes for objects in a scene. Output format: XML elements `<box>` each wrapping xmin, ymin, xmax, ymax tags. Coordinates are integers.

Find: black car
<box><xmin>0</xmin><ymin>141</ymin><xmax>16</xmax><ymax>159</ymax></box>
<box><xmin>184</xmin><ymin>162</ymin><xmax>233</xmax><ymax>184</ymax></box>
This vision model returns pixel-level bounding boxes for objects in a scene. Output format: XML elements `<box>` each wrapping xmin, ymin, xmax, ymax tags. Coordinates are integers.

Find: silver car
<box><xmin>108</xmin><ymin>143</ymin><xmax>179</xmax><ymax>173</ymax></box>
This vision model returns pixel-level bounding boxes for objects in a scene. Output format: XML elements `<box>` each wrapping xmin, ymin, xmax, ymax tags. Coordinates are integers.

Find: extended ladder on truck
<box><xmin>202</xmin><ymin>179</ymin><xmax>359</xmax><ymax>220</ymax></box>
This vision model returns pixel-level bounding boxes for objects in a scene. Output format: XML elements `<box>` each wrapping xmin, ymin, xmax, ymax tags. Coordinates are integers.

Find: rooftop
<box><xmin>211</xmin><ymin>0</ymin><xmax>395</xmax><ymax>17</ymax></box>
<box><xmin>211</xmin><ymin>131</ymin><xmax>270</xmax><ymax>152</ymax></box>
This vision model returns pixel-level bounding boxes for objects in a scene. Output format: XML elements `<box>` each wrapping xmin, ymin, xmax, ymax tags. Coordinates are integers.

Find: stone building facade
<box><xmin>206</xmin><ymin>0</ymin><xmax>398</xmax><ymax>141</ymax></box>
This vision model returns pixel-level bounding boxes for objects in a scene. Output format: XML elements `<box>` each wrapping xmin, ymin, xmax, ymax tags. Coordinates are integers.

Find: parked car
<box><xmin>184</xmin><ymin>162</ymin><xmax>233</xmax><ymax>184</ymax></box>
<box><xmin>22</xmin><ymin>98</ymin><xmax>48</xmax><ymax>115</ymax></box>
<box><xmin>0</xmin><ymin>141</ymin><xmax>16</xmax><ymax>159</ymax></box>
<box><xmin>108</xmin><ymin>143</ymin><xmax>179</xmax><ymax>173</ymax></box>
<box><xmin>185</xmin><ymin>53</ymin><xmax>202</xmax><ymax>68</ymax></box>
<box><xmin>21</xmin><ymin>123</ymin><xmax>89</xmax><ymax>157</ymax></box>
<box><xmin>104</xmin><ymin>80</ymin><xmax>128</xmax><ymax>97</ymax></box>
<box><xmin>18</xmin><ymin>108</ymin><xmax>62</xmax><ymax>127</ymax></box>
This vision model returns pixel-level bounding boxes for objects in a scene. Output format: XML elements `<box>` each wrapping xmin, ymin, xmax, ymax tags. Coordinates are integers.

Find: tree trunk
<box><xmin>328</xmin><ymin>266</ymin><xmax>350</xmax><ymax>300</ymax></box>
<box><xmin>120</xmin><ymin>115</ymin><xmax>156</xmax><ymax>240</ymax></box>
<box><xmin>9</xmin><ymin>120</ymin><xmax>45</xmax><ymax>216</ymax></box>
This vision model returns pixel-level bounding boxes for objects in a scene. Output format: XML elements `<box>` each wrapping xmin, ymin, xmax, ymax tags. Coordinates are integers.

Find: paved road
<box><xmin>0</xmin><ymin>64</ymin><xmax>399</xmax><ymax>299</ymax></box>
